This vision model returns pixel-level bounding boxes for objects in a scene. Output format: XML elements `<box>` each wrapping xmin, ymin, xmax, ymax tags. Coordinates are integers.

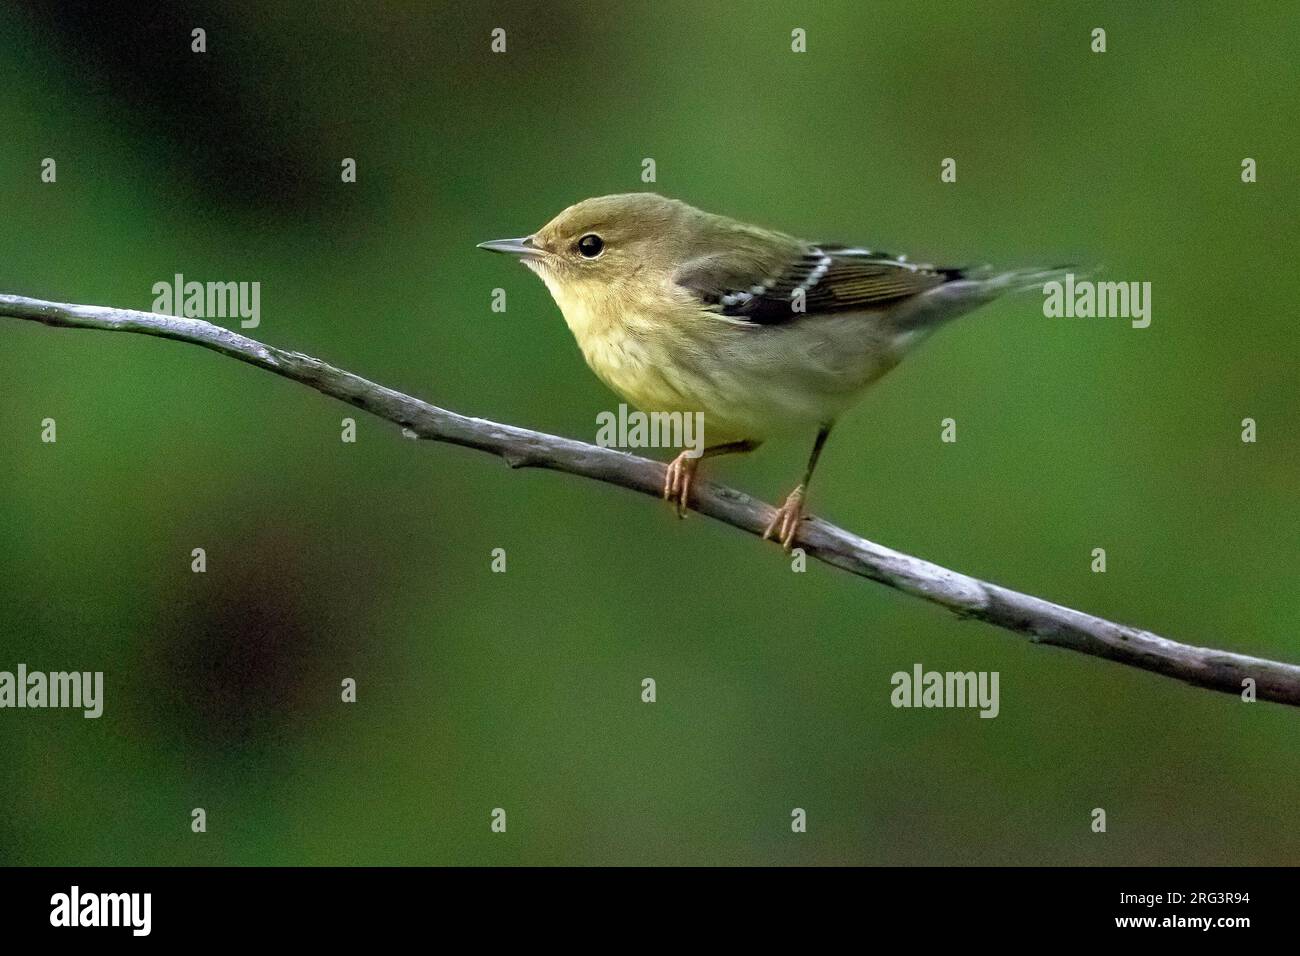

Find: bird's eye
<box><xmin>577</xmin><ymin>234</ymin><xmax>604</xmax><ymax>258</ymax></box>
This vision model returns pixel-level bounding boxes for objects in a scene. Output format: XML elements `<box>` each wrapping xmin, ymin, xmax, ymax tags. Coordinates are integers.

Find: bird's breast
<box><xmin>568</xmin><ymin>307</ymin><xmax>697</xmax><ymax>416</ymax></box>
<box><xmin>548</xmin><ymin>280</ymin><xmax>901</xmax><ymax>442</ymax></box>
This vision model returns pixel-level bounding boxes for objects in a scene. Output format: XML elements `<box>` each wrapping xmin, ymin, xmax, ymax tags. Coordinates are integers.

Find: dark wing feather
<box><xmin>675</xmin><ymin>245</ymin><xmax>963</xmax><ymax>326</ymax></box>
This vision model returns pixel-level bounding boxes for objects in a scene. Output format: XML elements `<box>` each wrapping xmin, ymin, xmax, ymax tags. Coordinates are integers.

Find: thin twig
<box><xmin>4</xmin><ymin>292</ymin><xmax>1297</xmax><ymax>707</ymax></box>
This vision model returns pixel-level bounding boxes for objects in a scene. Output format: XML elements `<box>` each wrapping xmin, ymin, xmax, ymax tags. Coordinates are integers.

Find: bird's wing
<box><xmin>674</xmin><ymin>244</ymin><xmax>963</xmax><ymax>326</ymax></box>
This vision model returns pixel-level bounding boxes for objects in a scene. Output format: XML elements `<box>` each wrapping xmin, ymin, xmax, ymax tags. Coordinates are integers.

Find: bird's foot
<box><xmin>762</xmin><ymin>484</ymin><xmax>806</xmax><ymax>551</ymax></box>
<box><xmin>662</xmin><ymin>451</ymin><xmax>699</xmax><ymax>518</ymax></box>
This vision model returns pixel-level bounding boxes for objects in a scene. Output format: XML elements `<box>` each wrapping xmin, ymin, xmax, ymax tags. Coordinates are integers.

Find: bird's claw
<box><xmin>762</xmin><ymin>485</ymin><xmax>806</xmax><ymax>551</ymax></box>
<box><xmin>662</xmin><ymin>452</ymin><xmax>697</xmax><ymax>518</ymax></box>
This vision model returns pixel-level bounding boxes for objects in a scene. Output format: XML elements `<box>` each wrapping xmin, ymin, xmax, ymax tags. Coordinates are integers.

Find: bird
<box><xmin>479</xmin><ymin>193</ymin><xmax>1063</xmax><ymax>550</ymax></box>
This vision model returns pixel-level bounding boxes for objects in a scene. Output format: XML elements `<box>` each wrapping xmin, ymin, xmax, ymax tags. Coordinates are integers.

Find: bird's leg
<box><xmin>763</xmin><ymin>424</ymin><xmax>833</xmax><ymax>551</ymax></box>
<box><xmin>663</xmin><ymin>439</ymin><xmax>761</xmax><ymax>518</ymax></box>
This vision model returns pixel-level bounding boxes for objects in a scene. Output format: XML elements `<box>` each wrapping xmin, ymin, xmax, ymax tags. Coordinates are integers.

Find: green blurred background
<box><xmin>1</xmin><ymin>1</ymin><xmax>1297</xmax><ymax>866</ymax></box>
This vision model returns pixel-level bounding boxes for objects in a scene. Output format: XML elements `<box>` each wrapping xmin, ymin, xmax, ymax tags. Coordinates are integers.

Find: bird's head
<box><xmin>478</xmin><ymin>193</ymin><xmax>694</xmax><ymax>302</ymax></box>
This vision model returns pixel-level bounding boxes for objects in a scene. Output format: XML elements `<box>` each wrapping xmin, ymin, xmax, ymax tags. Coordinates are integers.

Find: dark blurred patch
<box><xmin>137</xmin><ymin>529</ymin><xmax>331</xmax><ymax>755</ymax></box>
<box><xmin>18</xmin><ymin>0</ymin><xmax>330</xmax><ymax>212</ymax></box>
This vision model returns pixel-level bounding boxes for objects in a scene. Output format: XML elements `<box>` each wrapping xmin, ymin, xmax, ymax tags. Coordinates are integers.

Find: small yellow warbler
<box><xmin>481</xmin><ymin>193</ymin><xmax>1062</xmax><ymax>548</ymax></box>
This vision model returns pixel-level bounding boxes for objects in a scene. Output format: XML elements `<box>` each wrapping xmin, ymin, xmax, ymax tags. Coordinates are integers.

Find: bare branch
<box><xmin>5</xmin><ymin>292</ymin><xmax>1297</xmax><ymax>707</ymax></box>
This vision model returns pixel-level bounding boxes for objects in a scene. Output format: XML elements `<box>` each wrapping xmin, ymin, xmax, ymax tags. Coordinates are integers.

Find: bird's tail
<box><xmin>888</xmin><ymin>264</ymin><xmax>1086</xmax><ymax>333</ymax></box>
<box><xmin>960</xmin><ymin>263</ymin><xmax>1087</xmax><ymax>293</ymax></box>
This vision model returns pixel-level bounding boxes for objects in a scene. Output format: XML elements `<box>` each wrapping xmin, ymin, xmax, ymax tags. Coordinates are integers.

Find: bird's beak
<box><xmin>476</xmin><ymin>235</ymin><xmax>543</xmax><ymax>258</ymax></box>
